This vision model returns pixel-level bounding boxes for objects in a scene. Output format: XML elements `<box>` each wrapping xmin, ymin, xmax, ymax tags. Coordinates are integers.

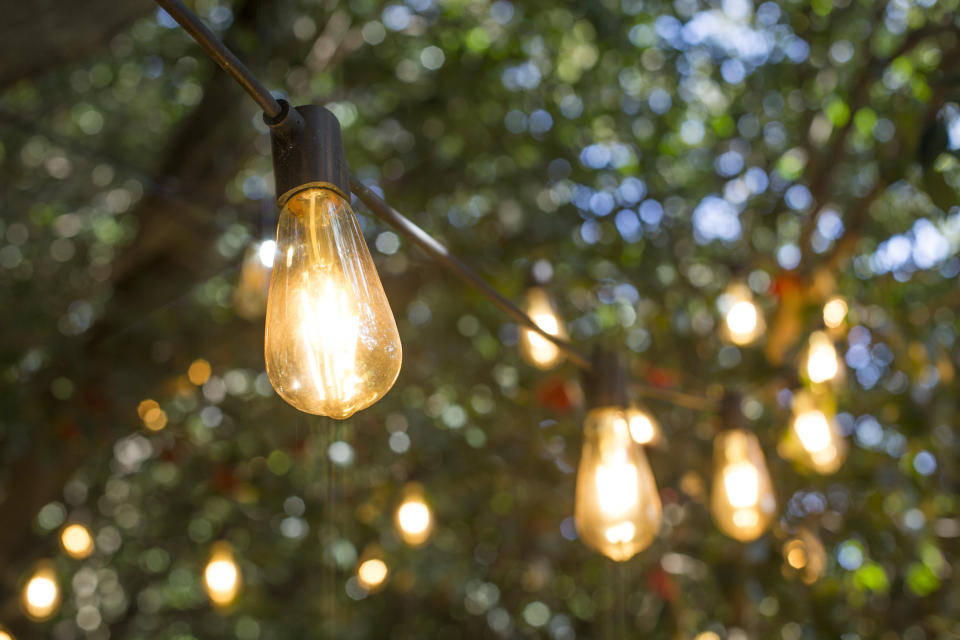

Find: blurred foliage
<box><xmin>1</xmin><ymin>0</ymin><xmax>959</xmax><ymax>638</ymax></box>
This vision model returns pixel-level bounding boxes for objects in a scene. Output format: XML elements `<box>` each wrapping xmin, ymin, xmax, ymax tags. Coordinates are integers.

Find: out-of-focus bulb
<box><xmin>265</xmin><ymin>188</ymin><xmax>401</xmax><ymax>418</ymax></box>
<box><xmin>396</xmin><ymin>490</ymin><xmax>434</xmax><ymax>547</ymax></box>
<box><xmin>21</xmin><ymin>565</ymin><xmax>60</xmax><ymax>621</ymax></box>
<box><xmin>711</xmin><ymin>430</ymin><xmax>776</xmax><ymax>541</ymax></box>
<box><xmin>785</xmin><ymin>390</ymin><xmax>846</xmax><ymax>474</ymax></box>
<box><xmin>518</xmin><ymin>287</ymin><xmax>568</xmax><ymax>370</ymax></box>
<box><xmin>804</xmin><ymin>331</ymin><xmax>842</xmax><ymax>384</ymax></box>
<box><xmin>575</xmin><ymin>407</ymin><xmax>662</xmax><ymax>561</ymax></box>
<box><xmin>204</xmin><ymin>543</ymin><xmax>241</xmax><ymax>607</ymax></box>
<box><xmin>60</xmin><ymin>523</ymin><xmax>94</xmax><ymax>559</ymax></box>
<box><xmin>719</xmin><ymin>283</ymin><xmax>764</xmax><ymax>346</ymax></box>
<box><xmin>357</xmin><ymin>558</ymin><xmax>388</xmax><ymax>591</ymax></box>
<box><xmin>782</xmin><ymin>528</ymin><xmax>827</xmax><ymax>584</ymax></box>
<box><xmin>822</xmin><ymin>296</ymin><xmax>848</xmax><ymax>329</ymax></box>
<box><xmin>0</xmin><ymin>628</ymin><xmax>12</xmax><ymax>640</ymax></box>
<box><xmin>627</xmin><ymin>405</ymin><xmax>662</xmax><ymax>446</ymax></box>
<box><xmin>234</xmin><ymin>240</ymin><xmax>275</xmax><ymax>320</ymax></box>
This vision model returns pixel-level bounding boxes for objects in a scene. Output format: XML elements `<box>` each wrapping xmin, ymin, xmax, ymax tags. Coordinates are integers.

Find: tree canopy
<box><xmin>1</xmin><ymin>0</ymin><xmax>958</xmax><ymax>638</ymax></box>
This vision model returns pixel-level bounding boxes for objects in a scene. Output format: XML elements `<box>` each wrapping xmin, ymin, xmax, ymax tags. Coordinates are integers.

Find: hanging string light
<box><xmin>782</xmin><ymin>389</ymin><xmax>847</xmax><ymax>474</ymax></box>
<box><xmin>782</xmin><ymin>528</ymin><xmax>827</xmax><ymax>584</ymax></box>
<box><xmin>203</xmin><ymin>542</ymin><xmax>242</xmax><ymax>607</ymax></box>
<box><xmin>575</xmin><ymin>351</ymin><xmax>662</xmax><ymax>561</ymax></box>
<box><xmin>20</xmin><ymin>564</ymin><xmax>60</xmax><ymax>621</ymax></box>
<box><xmin>234</xmin><ymin>239</ymin><xmax>274</xmax><ymax>320</ymax></box>
<box><xmin>0</xmin><ymin>627</ymin><xmax>12</xmax><ymax>640</ymax></box>
<box><xmin>710</xmin><ymin>397</ymin><xmax>776</xmax><ymax>542</ymax></box>
<box><xmin>802</xmin><ymin>330</ymin><xmax>844</xmax><ymax>384</ymax></box>
<box><xmin>626</xmin><ymin>404</ymin><xmax>663</xmax><ymax>446</ymax></box>
<box><xmin>518</xmin><ymin>285</ymin><xmax>568</xmax><ymax>370</ymax></box>
<box><xmin>395</xmin><ymin>485</ymin><xmax>434</xmax><ymax>547</ymax></box>
<box><xmin>356</xmin><ymin>557</ymin><xmax>389</xmax><ymax>592</ymax></box>
<box><xmin>60</xmin><ymin>523</ymin><xmax>95</xmax><ymax>559</ymax></box>
<box><xmin>718</xmin><ymin>282</ymin><xmax>765</xmax><ymax>346</ymax></box>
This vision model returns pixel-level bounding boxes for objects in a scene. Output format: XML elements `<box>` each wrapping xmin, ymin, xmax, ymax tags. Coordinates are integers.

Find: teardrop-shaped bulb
<box><xmin>711</xmin><ymin>429</ymin><xmax>776</xmax><ymax>541</ymax></box>
<box><xmin>574</xmin><ymin>407</ymin><xmax>662</xmax><ymax>561</ymax></box>
<box><xmin>265</xmin><ymin>188</ymin><xmax>401</xmax><ymax>418</ymax></box>
<box><xmin>785</xmin><ymin>390</ymin><xmax>846</xmax><ymax>474</ymax></box>
<box><xmin>803</xmin><ymin>331</ymin><xmax>842</xmax><ymax>384</ymax></box>
<box><xmin>719</xmin><ymin>283</ymin><xmax>765</xmax><ymax>346</ymax></box>
<box><xmin>518</xmin><ymin>286</ymin><xmax>568</xmax><ymax>370</ymax></box>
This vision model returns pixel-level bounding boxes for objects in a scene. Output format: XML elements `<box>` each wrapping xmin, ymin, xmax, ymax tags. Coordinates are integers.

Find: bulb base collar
<box><xmin>583</xmin><ymin>348</ymin><xmax>628</xmax><ymax>410</ymax></box>
<box><xmin>267</xmin><ymin>101</ymin><xmax>350</xmax><ymax>206</ymax></box>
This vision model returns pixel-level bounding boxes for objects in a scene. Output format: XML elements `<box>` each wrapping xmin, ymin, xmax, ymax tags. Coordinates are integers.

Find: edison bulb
<box><xmin>822</xmin><ymin>296</ymin><xmax>848</xmax><ymax>329</ymax></box>
<box><xmin>575</xmin><ymin>407</ymin><xmax>662</xmax><ymax>561</ymax></box>
<box><xmin>21</xmin><ymin>565</ymin><xmax>60</xmax><ymax>621</ymax></box>
<box><xmin>265</xmin><ymin>188</ymin><xmax>401</xmax><ymax>418</ymax></box>
<box><xmin>719</xmin><ymin>283</ymin><xmax>764</xmax><ymax>346</ymax></box>
<box><xmin>804</xmin><ymin>331</ymin><xmax>842</xmax><ymax>384</ymax></box>
<box><xmin>518</xmin><ymin>287</ymin><xmax>568</xmax><ymax>370</ymax></box>
<box><xmin>204</xmin><ymin>543</ymin><xmax>241</xmax><ymax>607</ymax></box>
<box><xmin>60</xmin><ymin>523</ymin><xmax>94</xmax><ymax>559</ymax></box>
<box><xmin>357</xmin><ymin>558</ymin><xmax>388</xmax><ymax>590</ymax></box>
<box><xmin>396</xmin><ymin>490</ymin><xmax>434</xmax><ymax>546</ymax></box>
<box><xmin>786</xmin><ymin>390</ymin><xmax>846</xmax><ymax>474</ymax></box>
<box><xmin>711</xmin><ymin>430</ymin><xmax>776</xmax><ymax>541</ymax></box>
<box><xmin>627</xmin><ymin>405</ymin><xmax>662</xmax><ymax>446</ymax></box>
<box><xmin>234</xmin><ymin>239</ymin><xmax>274</xmax><ymax>320</ymax></box>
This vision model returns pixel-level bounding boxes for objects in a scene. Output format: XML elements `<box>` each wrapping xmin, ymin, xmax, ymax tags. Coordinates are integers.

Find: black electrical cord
<box><xmin>150</xmin><ymin>0</ymin><xmax>717</xmax><ymax>412</ymax></box>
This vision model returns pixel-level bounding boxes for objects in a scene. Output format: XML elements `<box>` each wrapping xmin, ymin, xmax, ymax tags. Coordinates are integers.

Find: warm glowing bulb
<box><xmin>518</xmin><ymin>287</ymin><xmax>568</xmax><ymax>370</ymax></box>
<box><xmin>822</xmin><ymin>296</ymin><xmax>848</xmax><ymax>329</ymax></box>
<box><xmin>204</xmin><ymin>543</ymin><xmax>241</xmax><ymax>607</ymax></box>
<box><xmin>627</xmin><ymin>406</ymin><xmax>661</xmax><ymax>445</ymax></box>
<box><xmin>235</xmin><ymin>241</ymin><xmax>274</xmax><ymax>320</ymax></box>
<box><xmin>60</xmin><ymin>524</ymin><xmax>94</xmax><ymax>559</ymax></box>
<box><xmin>0</xmin><ymin>630</ymin><xmax>12</xmax><ymax>640</ymax></box>
<box><xmin>21</xmin><ymin>566</ymin><xmax>60</xmax><ymax>621</ymax></box>
<box><xmin>396</xmin><ymin>494</ymin><xmax>434</xmax><ymax>546</ymax></box>
<box><xmin>783</xmin><ymin>528</ymin><xmax>827</xmax><ymax>584</ymax></box>
<box><xmin>711</xmin><ymin>430</ymin><xmax>776</xmax><ymax>541</ymax></box>
<box><xmin>804</xmin><ymin>331</ymin><xmax>841</xmax><ymax>384</ymax></box>
<box><xmin>357</xmin><ymin>558</ymin><xmax>388</xmax><ymax>590</ymax></box>
<box><xmin>720</xmin><ymin>283</ymin><xmax>764</xmax><ymax>346</ymax></box>
<box><xmin>575</xmin><ymin>407</ymin><xmax>662</xmax><ymax>561</ymax></box>
<box><xmin>786</xmin><ymin>390</ymin><xmax>847</xmax><ymax>474</ymax></box>
<box><xmin>265</xmin><ymin>188</ymin><xmax>402</xmax><ymax>418</ymax></box>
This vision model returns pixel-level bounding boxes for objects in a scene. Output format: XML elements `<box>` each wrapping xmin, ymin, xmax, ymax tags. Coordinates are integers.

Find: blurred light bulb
<box><xmin>396</xmin><ymin>492</ymin><xmax>434</xmax><ymax>546</ymax></box>
<box><xmin>204</xmin><ymin>543</ymin><xmax>241</xmax><ymax>607</ymax></box>
<box><xmin>822</xmin><ymin>296</ymin><xmax>848</xmax><ymax>329</ymax></box>
<box><xmin>21</xmin><ymin>565</ymin><xmax>60</xmax><ymax>621</ymax></box>
<box><xmin>357</xmin><ymin>558</ymin><xmax>388</xmax><ymax>590</ymax></box>
<box><xmin>627</xmin><ymin>405</ymin><xmax>662</xmax><ymax>446</ymax></box>
<box><xmin>711</xmin><ymin>430</ymin><xmax>776</xmax><ymax>541</ymax></box>
<box><xmin>785</xmin><ymin>390</ymin><xmax>846</xmax><ymax>474</ymax></box>
<box><xmin>783</xmin><ymin>528</ymin><xmax>826</xmax><ymax>584</ymax></box>
<box><xmin>518</xmin><ymin>287</ymin><xmax>567</xmax><ymax>370</ymax></box>
<box><xmin>234</xmin><ymin>240</ymin><xmax>275</xmax><ymax>320</ymax></box>
<box><xmin>804</xmin><ymin>331</ymin><xmax>841</xmax><ymax>384</ymax></box>
<box><xmin>0</xmin><ymin>629</ymin><xmax>12</xmax><ymax>640</ymax></box>
<box><xmin>60</xmin><ymin>523</ymin><xmax>94</xmax><ymax>559</ymax></box>
<box><xmin>265</xmin><ymin>188</ymin><xmax>401</xmax><ymax>418</ymax></box>
<box><xmin>575</xmin><ymin>407</ymin><xmax>662</xmax><ymax>561</ymax></box>
<box><xmin>719</xmin><ymin>283</ymin><xmax>764</xmax><ymax>346</ymax></box>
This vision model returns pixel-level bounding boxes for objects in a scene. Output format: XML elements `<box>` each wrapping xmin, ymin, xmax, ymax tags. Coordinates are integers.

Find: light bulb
<box><xmin>234</xmin><ymin>240</ymin><xmax>274</xmax><ymax>320</ymax></box>
<box><xmin>396</xmin><ymin>490</ymin><xmax>434</xmax><ymax>546</ymax></box>
<box><xmin>204</xmin><ymin>543</ymin><xmax>241</xmax><ymax>607</ymax></box>
<box><xmin>719</xmin><ymin>283</ymin><xmax>764</xmax><ymax>346</ymax></box>
<box><xmin>627</xmin><ymin>405</ymin><xmax>662</xmax><ymax>446</ymax></box>
<box><xmin>574</xmin><ymin>407</ymin><xmax>662</xmax><ymax>561</ymax></box>
<box><xmin>822</xmin><ymin>296</ymin><xmax>848</xmax><ymax>329</ymax></box>
<box><xmin>518</xmin><ymin>287</ymin><xmax>568</xmax><ymax>370</ymax></box>
<box><xmin>265</xmin><ymin>188</ymin><xmax>401</xmax><ymax>418</ymax></box>
<box><xmin>785</xmin><ymin>390</ymin><xmax>846</xmax><ymax>474</ymax></box>
<box><xmin>782</xmin><ymin>528</ymin><xmax>827</xmax><ymax>584</ymax></box>
<box><xmin>803</xmin><ymin>330</ymin><xmax>842</xmax><ymax>384</ymax></box>
<box><xmin>60</xmin><ymin>523</ymin><xmax>94</xmax><ymax>559</ymax></box>
<box><xmin>21</xmin><ymin>565</ymin><xmax>60</xmax><ymax>621</ymax></box>
<box><xmin>711</xmin><ymin>430</ymin><xmax>776</xmax><ymax>541</ymax></box>
<box><xmin>357</xmin><ymin>558</ymin><xmax>389</xmax><ymax>590</ymax></box>
<box><xmin>0</xmin><ymin>629</ymin><xmax>12</xmax><ymax>640</ymax></box>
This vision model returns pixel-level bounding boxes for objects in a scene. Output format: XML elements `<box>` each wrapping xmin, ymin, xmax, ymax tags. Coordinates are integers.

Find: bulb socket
<box><xmin>266</xmin><ymin>101</ymin><xmax>350</xmax><ymax>206</ymax></box>
<box><xmin>582</xmin><ymin>348</ymin><xmax>627</xmax><ymax>410</ymax></box>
